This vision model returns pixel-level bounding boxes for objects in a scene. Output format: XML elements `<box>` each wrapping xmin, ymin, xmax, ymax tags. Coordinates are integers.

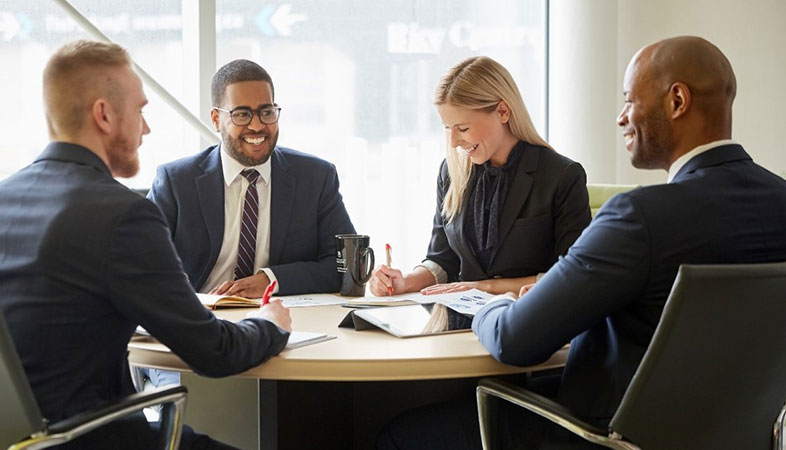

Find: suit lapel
<box><xmin>269</xmin><ymin>148</ymin><xmax>295</xmax><ymax>264</ymax></box>
<box><xmin>490</xmin><ymin>144</ymin><xmax>537</xmax><ymax>264</ymax></box>
<box><xmin>195</xmin><ymin>146</ymin><xmax>225</xmax><ymax>285</ymax></box>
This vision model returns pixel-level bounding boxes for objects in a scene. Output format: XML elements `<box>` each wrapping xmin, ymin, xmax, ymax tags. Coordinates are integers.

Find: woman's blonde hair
<box><xmin>434</xmin><ymin>56</ymin><xmax>550</xmax><ymax>222</ymax></box>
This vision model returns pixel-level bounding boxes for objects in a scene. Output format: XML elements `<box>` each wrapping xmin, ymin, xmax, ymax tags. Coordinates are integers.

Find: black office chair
<box><xmin>477</xmin><ymin>262</ymin><xmax>786</xmax><ymax>450</ymax></box>
<box><xmin>0</xmin><ymin>311</ymin><xmax>188</xmax><ymax>450</ymax></box>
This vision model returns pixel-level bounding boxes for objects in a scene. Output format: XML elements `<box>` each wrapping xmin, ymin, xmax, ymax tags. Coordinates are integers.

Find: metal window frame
<box><xmin>51</xmin><ymin>0</ymin><xmax>219</xmax><ymax>146</ymax></box>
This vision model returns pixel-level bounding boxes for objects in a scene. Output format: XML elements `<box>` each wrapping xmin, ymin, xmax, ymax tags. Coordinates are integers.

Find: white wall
<box><xmin>551</xmin><ymin>0</ymin><xmax>786</xmax><ymax>185</ymax></box>
<box><xmin>549</xmin><ymin>0</ymin><xmax>617</xmax><ymax>183</ymax></box>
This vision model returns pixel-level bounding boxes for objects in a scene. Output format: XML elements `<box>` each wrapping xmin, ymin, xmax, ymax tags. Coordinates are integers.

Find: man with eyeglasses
<box><xmin>149</xmin><ymin>58</ymin><xmax>355</xmax><ymax>303</ymax></box>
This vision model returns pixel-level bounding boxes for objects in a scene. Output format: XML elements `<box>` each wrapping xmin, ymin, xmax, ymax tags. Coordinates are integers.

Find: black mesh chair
<box><xmin>0</xmin><ymin>311</ymin><xmax>188</xmax><ymax>450</ymax></box>
<box><xmin>477</xmin><ymin>262</ymin><xmax>786</xmax><ymax>450</ymax></box>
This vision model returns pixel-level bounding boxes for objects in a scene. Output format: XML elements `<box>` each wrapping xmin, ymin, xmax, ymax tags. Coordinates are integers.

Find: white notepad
<box><xmin>284</xmin><ymin>331</ymin><xmax>336</xmax><ymax>350</ymax></box>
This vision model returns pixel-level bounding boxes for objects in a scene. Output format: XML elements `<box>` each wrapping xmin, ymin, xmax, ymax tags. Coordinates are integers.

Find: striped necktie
<box><xmin>234</xmin><ymin>169</ymin><xmax>260</xmax><ymax>280</ymax></box>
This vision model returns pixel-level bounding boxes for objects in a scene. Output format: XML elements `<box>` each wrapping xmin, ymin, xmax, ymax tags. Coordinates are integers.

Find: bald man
<box><xmin>379</xmin><ymin>36</ymin><xmax>786</xmax><ymax>450</ymax></box>
<box><xmin>0</xmin><ymin>40</ymin><xmax>291</xmax><ymax>449</ymax></box>
<box><xmin>469</xmin><ymin>35</ymin><xmax>786</xmax><ymax>448</ymax></box>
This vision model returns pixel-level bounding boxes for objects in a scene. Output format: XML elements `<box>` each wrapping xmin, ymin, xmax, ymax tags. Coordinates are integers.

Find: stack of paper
<box><xmin>340</xmin><ymin>298</ymin><xmax>418</xmax><ymax>308</ymax></box>
<box><xmin>341</xmin><ymin>288</ymin><xmax>493</xmax><ymax>315</ymax></box>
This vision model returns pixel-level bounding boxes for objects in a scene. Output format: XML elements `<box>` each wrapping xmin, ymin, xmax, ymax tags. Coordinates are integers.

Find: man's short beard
<box><xmin>106</xmin><ymin>135</ymin><xmax>140</xmax><ymax>178</ymax></box>
<box><xmin>221</xmin><ymin>129</ymin><xmax>278</xmax><ymax>166</ymax></box>
<box><xmin>631</xmin><ymin>110</ymin><xmax>672</xmax><ymax>171</ymax></box>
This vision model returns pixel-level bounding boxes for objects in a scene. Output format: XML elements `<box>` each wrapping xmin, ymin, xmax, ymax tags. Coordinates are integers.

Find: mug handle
<box><xmin>358</xmin><ymin>247</ymin><xmax>375</xmax><ymax>284</ymax></box>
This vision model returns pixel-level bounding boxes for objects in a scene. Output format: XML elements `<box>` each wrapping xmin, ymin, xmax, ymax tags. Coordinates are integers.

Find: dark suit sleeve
<box><xmin>147</xmin><ymin>164</ymin><xmax>177</xmax><ymax>238</ymax></box>
<box><xmin>424</xmin><ymin>160</ymin><xmax>462</xmax><ymax>281</ymax></box>
<box><xmin>472</xmin><ymin>193</ymin><xmax>650</xmax><ymax>366</ymax></box>
<box><xmin>270</xmin><ymin>165</ymin><xmax>355</xmax><ymax>295</ymax></box>
<box><xmin>107</xmin><ymin>197</ymin><xmax>289</xmax><ymax>377</ymax></box>
<box><xmin>552</xmin><ymin>162</ymin><xmax>591</xmax><ymax>256</ymax></box>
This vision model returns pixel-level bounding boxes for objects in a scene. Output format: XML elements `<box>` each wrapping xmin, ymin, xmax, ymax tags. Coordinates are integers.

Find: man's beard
<box><xmin>630</xmin><ymin>109</ymin><xmax>672</xmax><ymax>171</ymax></box>
<box><xmin>222</xmin><ymin>129</ymin><xmax>278</xmax><ymax>166</ymax></box>
<box><xmin>106</xmin><ymin>132</ymin><xmax>140</xmax><ymax>178</ymax></box>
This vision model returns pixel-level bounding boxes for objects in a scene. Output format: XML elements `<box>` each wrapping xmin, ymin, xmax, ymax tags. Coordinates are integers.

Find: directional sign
<box><xmin>255</xmin><ymin>4</ymin><xmax>306</xmax><ymax>37</ymax></box>
<box><xmin>255</xmin><ymin>4</ymin><xmax>276</xmax><ymax>37</ymax></box>
<box><xmin>270</xmin><ymin>4</ymin><xmax>305</xmax><ymax>36</ymax></box>
<box><xmin>0</xmin><ymin>12</ymin><xmax>20</xmax><ymax>41</ymax></box>
<box><xmin>0</xmin><ymin>12</ymin><xmax>32</xmax><ymax>42</ymax></box>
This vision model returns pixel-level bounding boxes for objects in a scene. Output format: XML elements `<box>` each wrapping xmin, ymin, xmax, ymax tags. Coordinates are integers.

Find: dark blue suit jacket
<box><xmin>148</xmin><ymin>145</ymin><xmax>355</xmax><ymax>295</ymax></box>
<box><xmin>0</xmin><ymin>143</ymin><xmax>288</xmax><ymax>432</ymax></box>
<box><xmin>473</xmin><ymin>145</ymin><xmax>786</xmax><ymax>440</ymax></box>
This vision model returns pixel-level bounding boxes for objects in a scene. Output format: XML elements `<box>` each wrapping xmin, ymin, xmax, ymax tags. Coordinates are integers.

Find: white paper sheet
<box><xmin>277</xmin><ymin>293</ymin><xmax>346</xmax><ymax>308</ymax></box>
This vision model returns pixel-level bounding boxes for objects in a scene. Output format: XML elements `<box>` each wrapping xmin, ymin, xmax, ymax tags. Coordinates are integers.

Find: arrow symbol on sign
<box><xmin>16</xmin><ymin>12</ymin><xmax>32</xmax><ymax>40</ymax></box>
<box><xmin>0</xmin><ymin>12</ymin><xmax>21</xmax><ymax>42</ymax></box>
<box><xmin>270</xmin><ymin>4</ymin><xmax>306</xmax><ymax>37</ymax></box>
<box><xmin>255</xmin><ymin>5</ymin><xmax>276</xmax><ymax>37</ymax></box>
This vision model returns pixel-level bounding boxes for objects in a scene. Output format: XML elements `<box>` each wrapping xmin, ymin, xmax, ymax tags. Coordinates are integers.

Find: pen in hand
<box><xmin>261</xmin><ymin>280</ymin><xmax>277</xmax><ymax>306</ymax></box>
<box><xmin>385</xmin><ymin>243</ymin><xmax>393</xmax><ymax>296</ymax></box>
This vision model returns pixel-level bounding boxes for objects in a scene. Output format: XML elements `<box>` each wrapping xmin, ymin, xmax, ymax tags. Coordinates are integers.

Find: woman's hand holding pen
<box><xmin>369</xmin><ymin>265</ymin><xmax>407</xmax><ymax>296</ymax></box>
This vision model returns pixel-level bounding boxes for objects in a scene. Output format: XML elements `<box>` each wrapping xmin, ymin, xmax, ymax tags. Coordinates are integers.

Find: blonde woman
<box><xmin>370</xmin><ymin>56</ymin><xmax>591</xmax><ymax>296</ymax></box>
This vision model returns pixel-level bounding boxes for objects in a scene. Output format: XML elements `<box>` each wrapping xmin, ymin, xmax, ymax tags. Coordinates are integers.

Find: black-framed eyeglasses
<box><xmin>213</xmin><ymin>104</ymin><xmax>282</xmax><ymax>126</ymax></box>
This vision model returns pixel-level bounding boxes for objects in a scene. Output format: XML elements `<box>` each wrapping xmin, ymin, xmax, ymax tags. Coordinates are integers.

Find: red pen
<box><xmin>385</xmin><ymin>243</ymin><xmax>393</xmax><ymax>296</ymax></box>
<box><xmin>261</xmin><ymin>280</ymin><xmax>277</xmax><ymax>306</ymax></box>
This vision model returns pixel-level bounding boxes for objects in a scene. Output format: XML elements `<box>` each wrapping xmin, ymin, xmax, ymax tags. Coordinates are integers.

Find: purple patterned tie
<box><xmin>234</xmin><ymin>169</ymin><xmax>260</xmax><ymax>280</ymax></box>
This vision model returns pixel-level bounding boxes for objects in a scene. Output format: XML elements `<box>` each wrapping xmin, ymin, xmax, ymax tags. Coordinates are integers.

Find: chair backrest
<box><xmin>0</xmin><ymin>310</ymin><xmax>44</xmax><ymax>449</ymax></box>
<box><xmin>610</xmin><ymin>263</ymin><xmax>786</xmax><ymax>449</ymax></box>
<box><xmin>587</xmin><ymin>183</ymin><xmax>639</xmax><ymax>217</ymax></box>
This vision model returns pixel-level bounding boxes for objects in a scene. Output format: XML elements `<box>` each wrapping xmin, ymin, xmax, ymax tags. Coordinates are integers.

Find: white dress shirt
<box><xmin>201</xmin><ymin>146</ymin><xmax>279</xmax><ymax>294</ymax></box>
<box><xmin>667</xmin><ymin>139</ymin><xmax>737</xmax><ymax>183</ymax></box>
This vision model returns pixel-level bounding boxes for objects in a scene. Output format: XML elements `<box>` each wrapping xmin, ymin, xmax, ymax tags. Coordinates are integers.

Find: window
<box><xmin>0</xmin><ymin>0</ymin><xmax>188</xmax><ymax>188</ymax></box>
<box><xmin>215</xmin><ymin>0</ymin><xmax>547</xmax><ymax>269</ymax></box>
<box><xmin>0</xmin><ymin>0</ymin><xmax>547</xmax><ymax>272</ymax></box>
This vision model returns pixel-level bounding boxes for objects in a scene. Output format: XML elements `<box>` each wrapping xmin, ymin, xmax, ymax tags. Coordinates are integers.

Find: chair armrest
<box><xmin>775</xmin><ymin>399</ymin><xmax>786</xmax><ymax>450</ymax></box>
<box><xmin>48</xmin><ymin>385</ymin><xmax>187</xmax><ymax>434</ymax></box>
<box><xmin>10</xmin><ymin>386</ymin><xmax>187</xmax><ymax>450</ymax></box>
<box><xmin>476</xmin><ymin>378</ymin><xmax>639</xmax><ymax>450</ymax></box>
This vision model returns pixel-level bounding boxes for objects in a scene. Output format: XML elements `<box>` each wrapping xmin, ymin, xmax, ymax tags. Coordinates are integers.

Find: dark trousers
<box><xmin>375</xmin><ymin>374</ymin><xmax>601</xmax><ymax>450</ymax></box>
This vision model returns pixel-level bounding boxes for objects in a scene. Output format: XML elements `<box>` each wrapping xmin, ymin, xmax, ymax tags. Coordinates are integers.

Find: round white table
<box><xmin>128</xmin><ymin>304</ymin><xmax>568</xmax><ymax>449</ymax></box>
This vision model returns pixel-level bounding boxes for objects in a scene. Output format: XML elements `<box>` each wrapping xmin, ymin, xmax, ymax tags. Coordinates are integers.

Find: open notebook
<box><xmin>196</xmin><ymin>293</ymin><xmax>261</xmax><ymax>309</ymax></box>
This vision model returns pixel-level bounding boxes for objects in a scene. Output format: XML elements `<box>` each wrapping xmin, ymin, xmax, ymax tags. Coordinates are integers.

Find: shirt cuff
<box><xmin>485</xmin><ymin>293</ymin><xmax>517</xmax><ymax>306</ymax></box>
<box><xmin>257</xmin><ymin>267</ymin><xmax>279</xmax><ymax>294</ymax></box>
<box><xmin>415</xmin><ymin>260</ymin><xmax>448</xmax><ymax>284</ymax></box>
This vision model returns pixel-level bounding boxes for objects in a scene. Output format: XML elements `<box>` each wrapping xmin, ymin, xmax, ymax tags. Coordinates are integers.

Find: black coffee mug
<box><xmin>336</xmin><ymin>234</ymin><xmax>375</xmax><ymax>296</ymax></box>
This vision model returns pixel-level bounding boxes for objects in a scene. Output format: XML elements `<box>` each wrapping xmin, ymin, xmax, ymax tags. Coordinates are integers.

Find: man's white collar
<box><xmin>218</xmin><ymin>144</ymin><xmax>272</xmax><ymax>186</ymax></box>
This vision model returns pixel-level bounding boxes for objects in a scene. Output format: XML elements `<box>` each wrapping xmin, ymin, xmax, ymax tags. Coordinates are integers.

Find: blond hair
<box><xmin>43</xmin><ymin>40</ymin><xmax>132</xmax><ymax>138</ymax></box>
<box><xmin>434</xmin><ymin>56</ymin><xmax>550</xmax><ymax>222</ymax></box>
